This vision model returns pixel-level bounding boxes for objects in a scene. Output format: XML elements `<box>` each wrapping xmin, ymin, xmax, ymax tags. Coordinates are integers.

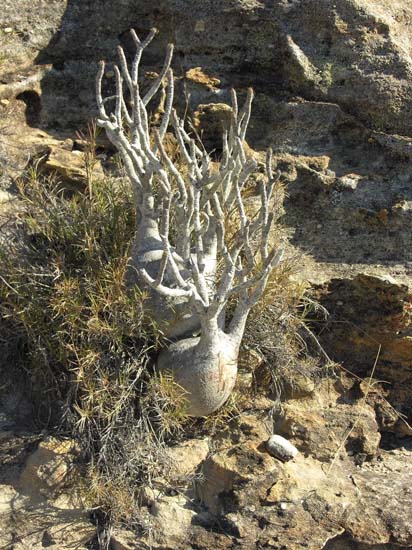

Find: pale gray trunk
<box><xmin>157</xmin><ymin>316</ymin><xmax>243</xmax><ymax>417</ymax></box>
<box><xmin>125</xmin><ymin>192</ymin><xmax>201</xmax><ymax>338</ymax></box>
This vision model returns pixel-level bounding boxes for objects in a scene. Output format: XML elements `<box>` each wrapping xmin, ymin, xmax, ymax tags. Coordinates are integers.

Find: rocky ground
<box><xmin>1</xmin><ymin>378</ymin><xmax>411</xmax><ymax>549</ymax></box>
<box><xmin>1</xmin><ymin>1</ymin><xmax>412</xmax><ymax>549</ymax></box>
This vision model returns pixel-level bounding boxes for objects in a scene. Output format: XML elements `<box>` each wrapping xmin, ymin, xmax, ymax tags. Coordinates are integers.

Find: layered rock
<box><xmin>110</xmin><ymin>403</ymin><xmax>412</xmax><ymax>550</ymax></box>
<box><xmin>3</xmin><ymin>0</ymin><xmax>412</xmax><ymax>134</ymax></box>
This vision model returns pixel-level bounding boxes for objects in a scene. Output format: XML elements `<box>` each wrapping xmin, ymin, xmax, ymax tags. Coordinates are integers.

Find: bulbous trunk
<box><xmin>124</xmin><ymin>199</ymin><xmax>221</xmax><ymax>339</ymax></box>
<box><xmin>156</xmin><ymin>329</ymin><xmax>239</xmax><ymax>417</ymax></box>
<box><xmin>126</xmin><ymin>235</ymin><xmax>201</xmax><ymax>338</ymax></box>
<box><xmin>124</xmin><ymin>200</ymin><xmax>201</xmax><ymax>338</ymax></box>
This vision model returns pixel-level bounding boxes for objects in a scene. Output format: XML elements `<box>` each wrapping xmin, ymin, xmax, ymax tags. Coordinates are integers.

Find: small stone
<box><xmin>286</xmin><ymin>372</ymin><xmax>316</xmax><ymax>398</ymax></box>
<box><xmin>3</xmin><ymin>27</ymin><xmax>13</xmax><ymax>34</ymax></box>
<box><xmin>266</xmin><ymin>435</ymin><xmax>298</xmax><ymax>462</ymax></box>
<box><xmin>0</xmin><ymin>190</ymin><xmax>14</xmax><ymax>204</ymax></box>
<box><xmin>337</xmin><ymin>174</ymin><xmax>360</xmax><ymax>191</ymax></box>
<box><xmin>0</xmin><ymin>99</ymin><xmax>10</xmax><ymax>106</ymax></box>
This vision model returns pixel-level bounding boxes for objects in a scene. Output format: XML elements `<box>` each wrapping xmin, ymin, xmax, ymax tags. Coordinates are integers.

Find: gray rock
<box><xmin>266</xmin><ymin>435</ymin><xmax>299</xmax><ymax>462</ymax></box>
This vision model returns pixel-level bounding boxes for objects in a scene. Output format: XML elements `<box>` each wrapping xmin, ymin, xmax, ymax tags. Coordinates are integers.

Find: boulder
<box><xmin>44</xmin><ymin>146</ymin><xmax>105</xmax><ymax>187</ymax></box>
<box><xmin>19</xmin><ymin>437</ymin><xmax>79</xmax><ymax>498</ymax></box>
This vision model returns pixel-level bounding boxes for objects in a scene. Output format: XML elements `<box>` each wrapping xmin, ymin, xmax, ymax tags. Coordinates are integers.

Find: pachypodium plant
<box><xmin>96</xmin><ymin>28</ymin><xmax>284</xmax><ymax>416</ymax></box>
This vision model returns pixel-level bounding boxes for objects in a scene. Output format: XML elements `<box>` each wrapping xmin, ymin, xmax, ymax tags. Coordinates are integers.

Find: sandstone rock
<box><xmin>0</xmin><ymin>484</ymin><xmax>25</xmax><ymax>513</ymax></box>
<box><xmin>370</xmin><ymin>131</ymin><xmax>412</xmax><ymax>160</ymax></box>
<box><xmin>149</xmin><ymin>495</ymin><xmax>196</xmax><ymax>547</ymax></box>
<box><xmin>139</xmin><ymin>485</ymin><xmax>164</xmax><ymax>507</ymax></box>
<box><xmin>266</xmin><ymin>434</ymin><xmax>298</xmax><ymax>461</ymax></box>
<box><xmin>19</xmin><ymin>437</ymin><xmax>78</xmax><ymax>498</ymax></box>
<box><xmin>113</xmin><ymin>443</ymin><xmax>412</xmax><ymax>549</ymax></box>
<box><xmin>185</xmin><ymin>67</ymin><xmax>220</xmax><ymax>91</ymax></box>
<box><xmin>166</xmin><ymin>438</ymin><xmax>209</xmax><ymax>481</ymax></box>
<box><xmin>192</xmin><ymin>103</ymin><xmax>233</xmax><ymax>149</ymax></box>
<box><xmin>274</xmin><ymin>377</ymin><xmax>381</xmax><ymax>462</ymax></box>
<box><xmin>0</xmin><ymin>1</ymin><xmax>64</xmax><ymax>69</ymax></box>
<box><xmin>110</xmin><ymin>530</ymin><xmax>138</xmax><ymax>550</ymax></box>
<box><xmin>232</xmin><ymin>412</ymin><xmax>272</xmax><ymax>444</ymax></box>
<box><xmin>0</xmin><ymin>433</ymin><xmax>94</xmax><ymax>550</ymax></box>
<box><xmin>336</xmin><ymin>173</ymin><xmax>362</xmax><ymax>191</ymax></box>
<box><xmin>311</xmin><ymin>274</ymin><xmax>412</xmax><ymax>433</ymax></box>
<box><xmin>195</xmin><ymin>444</ymin><xmax>349</xmax><ymax>549</ymax></box>
<box><xmin>192</xmin><ymin>438</ymin><xmax>412</xmax><ymax>550</ymax></box>
<box><xmin>197</xmin><ymin>440</ymin><xmax>279</xmax><ymax>514</ymax></box>
<box><xmin>44</xmin><ymin>146</ymin><xmax>105</xmax><ymax>187</ymax></box>
<box><xmin>5</xmin><ymin>0</ymin><xmax>410</xmax><ymax>137</ymax></box>
<box><xmin>0</xmin><ymin>68</ymin><xmax>45</xmax><ymax>102</ymax></box>
<box><xmin>343</xmin><ymin>444</ymin><xmax>412</xmax><ymax>547</ymax></box>
<box><xmin>281</xmin><ymin>370</ymin><xmax>316</xmax><ymax>399</ymax></box>
<box><xmin>2</xmin><ymin>0</ymin><xmax>412</xmax><ymax>294</ymax></box>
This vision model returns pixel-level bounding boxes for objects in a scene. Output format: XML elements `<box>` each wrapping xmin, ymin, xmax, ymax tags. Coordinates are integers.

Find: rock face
<box><xmin>2</xmin><ymin>0</ymin><xmax>412</xmax><ymax>275</ymax></box>
<box><xmin>311</xmin><ymin>275</ymin><xmax>412</xmax><ymax>435</ymax></box>
<box><xmin>3</xmin><ymin>0</ymin><xmax>412</xmax><ymax>135</ymax></box>
<box><xmin>2</xmin><ymin>0</ymin><xmax>412</xmax><ymax>278</ymax></box>
<box><xmin>130</xmin><ymin>404</ymin><xmax>412</xmax><ymax>550</ymax></box>
<box><xmin>104</xmin><ymin>407</ymin><xmax>412</xmax><ymax>550</ymax></box>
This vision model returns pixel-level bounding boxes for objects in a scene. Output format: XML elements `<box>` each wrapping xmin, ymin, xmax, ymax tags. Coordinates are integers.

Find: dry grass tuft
<box><xmin>0</xmin><ymin>169</ymin><xmax>188</xmax><ymax>527</ymax></box>
<box><xmin>242</xmin><ymin>250</ymin><xmax>325</xmax><ymax>401</ymax></box>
